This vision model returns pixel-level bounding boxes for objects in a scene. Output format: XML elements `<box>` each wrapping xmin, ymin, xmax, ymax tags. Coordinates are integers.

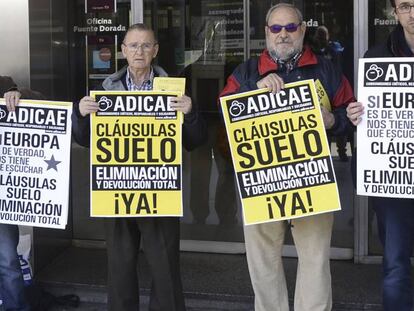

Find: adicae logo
<box><xmin>229</xmin><ymin>100</ymin><xmax>245</xmax><ymax>117</ymax></box>
<box><xmin>366</xmin><ymin>64</ymin><xmax>384</xmax><ymax>81</ymax></box>
<box><xmin>0</xmin><ymin>108</ymin><xmax>6</xmax><ymax>120</ymax></box>
<box><xmin>98</xmin><ymin>96</ymin><xmax>113</xmax><ymax>111</ymax></box>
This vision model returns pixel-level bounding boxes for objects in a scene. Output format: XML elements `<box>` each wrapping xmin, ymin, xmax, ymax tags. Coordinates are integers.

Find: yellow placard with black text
<box><xmin>90</xmin><ymin>91</ymin><xmax>183</xmax><ymax>217</ymax></box>
<box><xmin>315</xmin><ymin>79</ymin><xmax>331</xmax><ymax>111</ymax></box>
<box><xmin>220</xmin><ymin>79</ymin><xmax>340</xmax><ymax>225</ymax></box>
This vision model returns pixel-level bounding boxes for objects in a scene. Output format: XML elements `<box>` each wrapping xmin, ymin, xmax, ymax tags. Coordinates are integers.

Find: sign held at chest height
<box><xmin>220</xmin><ymin>80</ymin><xmax>340</xmax><ymax>225</ymax></box>
<box><xmin>90</xmin><ymin>91</ymin><xmax>183</xmax><ymax>217</ymax></box>
<box><xmin>357</xmin><ymin>58</ymin><xmax>414</xmax><ymax>198</ymax></box>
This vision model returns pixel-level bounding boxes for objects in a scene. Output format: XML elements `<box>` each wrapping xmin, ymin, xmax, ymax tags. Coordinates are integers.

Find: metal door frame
<box><xmin>353</xmin><ymin>0</ymin><xmax>385</xmax><ymax>265</ymax></box>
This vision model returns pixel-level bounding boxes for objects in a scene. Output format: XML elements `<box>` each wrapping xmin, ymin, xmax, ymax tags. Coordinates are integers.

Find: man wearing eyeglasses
<box><xmin>72</xmin><ymin>24</ymin><xmax>206</xmax><ymax>311</ymax></box>
<box><xmin>347</xmin><ymin>1</ymin><xmax>414</xmax><ymax>310</ymax></box>
<box><xmin>220</xmin><ymin>3</ymin><xmax>354</xmax><ymax>311</ymax></box>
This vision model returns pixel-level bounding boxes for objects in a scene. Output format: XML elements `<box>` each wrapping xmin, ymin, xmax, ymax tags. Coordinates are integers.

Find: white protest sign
<box><xmin>357</xmin><ymin>58</ymin><xmax>414</xmax><ymax>198</ymax></box>
<box><xmin>0</xmin><ymin>100</ymin><xmax>72</xmax><ymax>228</ymax></box>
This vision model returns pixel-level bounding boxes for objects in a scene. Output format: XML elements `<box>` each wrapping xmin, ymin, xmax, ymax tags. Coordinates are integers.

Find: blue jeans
<box><xmin>0</xmin><ymin>224</ymin><xmax>30</xmax><ymax>311</ymax></box>
<box><xmin>372</xmin><ymin>197</ymin><xmax>414</xmax><ymax>311</ymax></box>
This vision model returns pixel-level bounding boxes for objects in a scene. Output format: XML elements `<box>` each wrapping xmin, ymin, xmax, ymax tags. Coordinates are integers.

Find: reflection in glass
<box><xmin>144</xmin><ymin>0</ymin><xmax>245</xmax><ymax>242</ymax></box>
<box><xmin>367</xmin><ymin>0</ymin><xmax>396</xmax><ymax>256</ymax></box>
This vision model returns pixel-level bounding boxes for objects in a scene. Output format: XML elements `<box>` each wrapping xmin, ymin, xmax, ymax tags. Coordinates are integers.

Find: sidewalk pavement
<box><xmin>35</xmin><ymin>247</ymin><xmax>393</xmax><ymax>310</ymax></box>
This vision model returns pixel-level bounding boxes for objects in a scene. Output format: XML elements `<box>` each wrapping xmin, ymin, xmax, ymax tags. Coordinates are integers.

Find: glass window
<box><xmin>53</xmin><ymin>0</ymin><xmax>358</xmax><ymax>251</ymax></box>
<box><xmin>142</xmin><ymin>0</ymin><xmax>357</xmax><ymax>248</ymax></box>
<box><xmin>70</xmin><ymin>0</ymin><xmax>132</xmax><ymax>241</ymax></box>
<box><xmin>368</xmin><ymin>0</ymin><xmax>396</xmax><ymax>48</ymax></box>
<box><xmin>367</xmin><ymin>0</ymin><xmax>396</xmax><ymax>256</ymax></box>
<box><xmin>144</xmin><ymin>0</ymin><xmax>245</xmax><ymax>243</ymax></box>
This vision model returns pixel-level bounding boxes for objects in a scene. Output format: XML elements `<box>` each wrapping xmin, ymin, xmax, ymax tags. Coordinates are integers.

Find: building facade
<box><xmin>0</xmin><ymin>0</ymin><xmax>398</xmax><ymax>270</ymax></box>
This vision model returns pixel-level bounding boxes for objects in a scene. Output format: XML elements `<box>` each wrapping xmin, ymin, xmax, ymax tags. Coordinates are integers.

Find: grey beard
<box><xmin>268</xmin><ymin>48</ymin><xmax>296</xmax><ymax>62</ymax></box>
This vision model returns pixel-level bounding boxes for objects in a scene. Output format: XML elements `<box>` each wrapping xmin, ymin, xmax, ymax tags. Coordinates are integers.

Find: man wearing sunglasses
<box><xmin>220</xmin><ymin>3</ymin><xmax>354</xmax><ymax>311</ymax></box>
<box><xmin>347</xmin><ymin>1</ymin><xmax>414</xmax><ymax>310</ymax></box>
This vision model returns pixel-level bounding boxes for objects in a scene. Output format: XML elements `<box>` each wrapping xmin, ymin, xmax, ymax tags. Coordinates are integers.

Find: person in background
<box><xmin>220</xmin><ymin>4</ymin><xmax>354</xmax><ymax>311</ymax></box>
<box><xmin>72</xmin><ymin>23</ymin><xmax>206</xmax><ymax>311</ymax></box>
<box><xmin>347</xmin><ymin>0</ymin><xmax>414</xmax><ymax>310</ymax></box>
<box><xmin>312</xmin><ymin>25</ymin><xmax>353</xmax><ymax>162</ymax></box>
<box><xmin>0</xmin><ymin>76</ymin><xmax>31</xmax><ymax>311</ymax></box>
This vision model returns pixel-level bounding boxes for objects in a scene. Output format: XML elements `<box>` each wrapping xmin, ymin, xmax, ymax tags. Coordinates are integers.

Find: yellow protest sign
<box><xmin>153</xmin><ymin>77</ymin><xmax>186</xmax><ymax>94</ymax></box>
<box><xmin>90</xmin><ymin>91</ymin><xmax>183</xmax><ymax>217</ymax></box>
<box><xmin>315</xmin><ymin>79</ymin><xmax>331</xmax><ymax>111</ymax></box>
<box><xmin>220</xmin><ymin>79</ymin><xmax>340</xmax><ymax>225</ymax></box>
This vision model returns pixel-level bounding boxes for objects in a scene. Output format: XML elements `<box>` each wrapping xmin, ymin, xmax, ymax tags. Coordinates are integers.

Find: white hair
<box><xmin>265</xmin><ymin>3</ymin><xmax>303</xmax><ymax>25</ymax></box>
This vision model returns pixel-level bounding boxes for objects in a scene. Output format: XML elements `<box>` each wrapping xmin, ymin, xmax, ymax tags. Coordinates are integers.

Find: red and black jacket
<box><xmin>219</xmin><ymin>46</ymin><xmax>355</xmax><ymax>136</ymax></box>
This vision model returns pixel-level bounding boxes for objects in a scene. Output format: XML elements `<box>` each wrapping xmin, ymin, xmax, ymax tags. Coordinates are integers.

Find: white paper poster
<box><xmin>357</xmin><ymin>58</ymin><xmax>414</xmax><ymax>198</ymax></box>
<box><xmin>0</xmin><ymin>100</ymin><xmax>72</xmax><ymax>228</ymax></box>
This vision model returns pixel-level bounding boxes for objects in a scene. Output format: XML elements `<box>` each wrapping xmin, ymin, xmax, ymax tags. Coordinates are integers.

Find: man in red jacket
<box><xmin>220</xmin><ymin>4</ymin><xmax>354</xmax><ymax>311</ymax></box>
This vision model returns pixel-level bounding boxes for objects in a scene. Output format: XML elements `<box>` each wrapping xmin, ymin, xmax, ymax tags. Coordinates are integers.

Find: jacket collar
<box><xmin>258</xmin><ymin>45</ymin><xmax>318</xmax><ymax>76</ymax></box>
<box><xmin>102</xmin><ymin>65</ymin><xmax>168</xmax><ymax>90</ymax></box>
<box><xmin>389</xmin><ymin>24</ymin><xmax>414</xmax><ymax>57</ymax></box>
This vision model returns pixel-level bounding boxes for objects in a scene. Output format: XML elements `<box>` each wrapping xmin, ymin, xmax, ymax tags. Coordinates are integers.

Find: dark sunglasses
<box><xmin>268</xmin><ymin>23</ymin><xmax>301</xmax><ymax>34</ymax></box>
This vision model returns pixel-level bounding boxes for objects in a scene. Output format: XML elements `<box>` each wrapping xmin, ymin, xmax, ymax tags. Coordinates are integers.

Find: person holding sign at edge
<box><xmin>219</xmin><ymin>3</ymin><xmax>354</xmax><ymax>311</ymax></box>
<box><xmin>0</xmin><ymin>76</ymin><xmax>32</xmax><ymax>311</ymax></box>
<box><xmin>72</xmin><ymin>24</ymin><xmax>206</xmax><ymax>311</ymax></box>
<box><xmin>347</xmin><ymin>1</ymin><xmax>414</xmax><ymax>310</ymax></box>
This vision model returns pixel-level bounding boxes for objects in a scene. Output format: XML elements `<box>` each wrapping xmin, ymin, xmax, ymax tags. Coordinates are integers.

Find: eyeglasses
<box><xmin>267</xmin><ymin>23</ymin><xmax>301</xmax><ymax>34</ymax></box>
<box><xmin>123</xmin><ymin>42</ymin><xmax>157</xmax><ymax>52</ymax></box>
<box><xmin>396</xmin><ymin>2</ymin><xmax>414</xmax><ymax>14</ymax></box>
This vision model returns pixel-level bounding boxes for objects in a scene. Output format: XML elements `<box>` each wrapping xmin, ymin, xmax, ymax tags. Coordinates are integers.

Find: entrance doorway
<box><xmin>30</xmin><ymin>1</ymin><xmax>358</xmax><ymax>270</ymax></box>
<box><xmin>140</xmin><ymin>0</ymin><xmax>355</xmax><ymax>257</ymax></box>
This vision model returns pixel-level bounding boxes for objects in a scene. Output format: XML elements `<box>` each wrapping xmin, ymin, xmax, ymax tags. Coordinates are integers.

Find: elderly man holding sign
<box><xmin>72</xmin><ymin>24</ymin><xmax>206</xmax><ymax>311</ymax></box>
<box><xmin>219</xmin><ymin>3</ymin><xmax>354</xmax><ymax>311</ymax></box>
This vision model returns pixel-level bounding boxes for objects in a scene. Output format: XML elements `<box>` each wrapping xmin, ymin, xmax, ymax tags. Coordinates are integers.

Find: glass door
<box><xmin>143</xmin><ymin>0</ymin><xmax>246</xmax><ymax>248</ymax></box>
<box><xmin>138</xmin><ymin>0</ymin><xmax>358</xmax><ymax>256</ymax></box>
<box><xmin>366</xmin><ymin>0</ymin><xmax>395</xmax><ymax>259</ymax></box>
<box><xmin>70</xmin><ymin>0</ymin><xmax>132</xmax><ymax>241</ymax></box>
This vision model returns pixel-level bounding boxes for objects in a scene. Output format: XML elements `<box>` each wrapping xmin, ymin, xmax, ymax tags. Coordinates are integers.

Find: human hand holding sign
<box><xmin>4</xmin><ymin>90</ymin><xmax>21</xmax><ymax>112</ymax></box>
<box><xmin>346</xmin><ymin>101</ymin><xmax>364</xmax><ymax>126</ymax></box>
<box><xmin>170</xmin><ymin>95</ymin><xmax>192</xmax><ymax>115</ymax></box>
<box><xmin>257</xmin><ymin>73</ymin><xmax>285</xmax><ymax>94</ymax></box>
<box><xmin>320</xmin><ymin>106</ymin><xmax>335</xmax><ymax>129</ymax></box>
<box><xmin>79</xmin><ymin>96</ymin><xmax>99</xmax><ymax>117</ymax></box>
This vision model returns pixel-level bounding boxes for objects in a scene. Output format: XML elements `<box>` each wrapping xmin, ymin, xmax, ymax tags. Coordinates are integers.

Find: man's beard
<box><xmin>267</xmin><ymin>39</ymin><xmax>301</xmax><ymax>62</ymax></box>
<box><xmin>268</xmin><ymin>47</ymin><xmax>296</xmax><ymax>62</ymax></box>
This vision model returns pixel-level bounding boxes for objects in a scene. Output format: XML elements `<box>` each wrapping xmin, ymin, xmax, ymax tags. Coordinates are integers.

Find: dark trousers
<box><xmin>372</xmin><ymin>197</ymin><xmax>414</xmax><ymax>311</ymax></box>
<box><xmin>104</xmin><ymin>217</ymin><xmax>185</xmax><ymax>311</ymax></box>
<box><xmin>0</xmin><ymin>224</ymin><xmax>30</xmax><ymax>311</ymax></box>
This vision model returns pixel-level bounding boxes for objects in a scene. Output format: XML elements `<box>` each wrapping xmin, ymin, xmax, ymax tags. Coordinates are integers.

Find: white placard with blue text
<box><xmin>357</xmin><ymin>58</ymin><xmax>414</xmax><ymax>198</ymax></box>
<box><xmin>0</xmin><ymin>100</ymin><xmax>72</xmax><ymax>228</ymax></box>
